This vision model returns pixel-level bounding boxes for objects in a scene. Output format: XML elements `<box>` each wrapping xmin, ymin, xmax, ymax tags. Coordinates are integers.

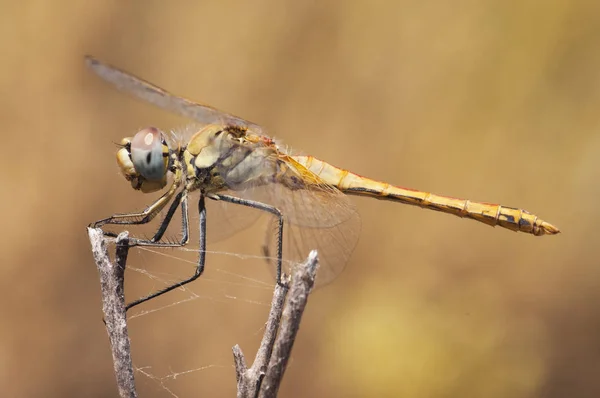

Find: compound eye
<box><xmin>130</xmin><ymin>127</ymin><xmax>168</xmax><ymax>181</ymax></box>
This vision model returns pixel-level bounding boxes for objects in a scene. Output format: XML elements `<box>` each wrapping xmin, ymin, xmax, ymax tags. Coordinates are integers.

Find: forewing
<box><xmin>85</xmin><ymin>56</ymin><xmax>264</xmax><ymax>132</ymax></box>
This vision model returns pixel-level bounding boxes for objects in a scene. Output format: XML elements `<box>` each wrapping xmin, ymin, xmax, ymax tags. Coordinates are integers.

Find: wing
<box><xmin>215</xmin><ymin>148</ymin><xmax>362</xmax><ymax>285</ymax></box>
<box><xmin>85</xmin><ymin>56</ymin><xmax>264</xmax><ymax>133</ymax></box>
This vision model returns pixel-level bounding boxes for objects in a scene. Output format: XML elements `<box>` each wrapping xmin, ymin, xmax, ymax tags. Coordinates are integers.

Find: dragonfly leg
<box><xmin>134</xmin><ymin>191</ymin><xmax>190</xmax><ymax>247</ymax></box>
<box><xmin>97</xmin><ymin>191</ymin><xmax>190</xmax><ymax>248</ymax></box>
<box><xmin>125</xmin><ymin>194</ymin><xmax>206</xmax><ymax>311</ymax></box>
<box><xmin>90</xmin><ymin>188</ymin><xmax>177</xmax><ymax>229</ymax></box>
<box><xmin>210</xmin><ymin>193</ymin><xmax>285</xmax><ymax>287</ymax></box>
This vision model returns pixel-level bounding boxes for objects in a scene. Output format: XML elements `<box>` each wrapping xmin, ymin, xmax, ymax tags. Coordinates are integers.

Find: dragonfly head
<box><xmin>116</xmin><ymin>127</ymin><xmax>170</xmax><ymax>193</ymax></box>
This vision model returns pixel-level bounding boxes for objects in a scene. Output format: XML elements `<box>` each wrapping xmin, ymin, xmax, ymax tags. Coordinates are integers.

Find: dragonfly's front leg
<box><xmin>91</xmin><ymin>187</ymin><xmax>190</xmax><ymax>248</ymax></box>
<box><xmin>90</xmin><ymin>188</ymin><xmax>176</xmax><ymax>229</ymax></box>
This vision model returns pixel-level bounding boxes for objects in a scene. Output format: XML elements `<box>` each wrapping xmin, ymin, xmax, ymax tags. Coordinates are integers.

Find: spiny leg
<box><xmin>90</xmin><ymin>183</ymin><xmax>179</xmax><ymax>230</ymax></box>
<box><xmin>209</xmin><ymin>193</ymin><xmax>285</xmax><ymax>286</ymax></box>
<box><xmin>126</xmin><ymin>195</ymin><xmax>206</xmax><ymax>311</ymax></box>
<box><xmin>98</xmin><ymin>191</ymin><xmax>190</xmax><ymax>248</ymax></box>
<box><xmin>135</xmin><ymin>191</ymin><xmax>190</xmax><ymax>247</ymax></box>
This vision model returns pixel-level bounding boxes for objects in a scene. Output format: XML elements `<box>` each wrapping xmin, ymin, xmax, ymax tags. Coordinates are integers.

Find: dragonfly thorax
<box><xmin>182</xmin><ymin>124</ymin><xmax>278</xmax><ymax>193</ymax></box>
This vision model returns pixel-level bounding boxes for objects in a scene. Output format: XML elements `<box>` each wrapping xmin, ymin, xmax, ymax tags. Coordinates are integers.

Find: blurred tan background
<box><xmin>1</xmin><ymin>0</ymin><xmax>599</xmax><ymax>397</ymax></box>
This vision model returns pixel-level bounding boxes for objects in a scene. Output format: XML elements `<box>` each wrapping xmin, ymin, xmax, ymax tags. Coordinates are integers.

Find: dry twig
<box><xmin>88</xmin><ymin>227</ymin><xmax>319</xmax><ymax>398</ymax></box>
<box><xmin>234</xmin><ymin>250</ymin><xmax>320</xmax><ymax>398</ymax></box>
<box><xmin>88</xmin><ymin>228</ymin><xmax>136</xmax><ymax>398</ymax></box>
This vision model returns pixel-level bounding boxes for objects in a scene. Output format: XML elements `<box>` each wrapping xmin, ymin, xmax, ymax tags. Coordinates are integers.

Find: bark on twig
<box><xmin>234</xmin><ymin>251</ymin><xmax>320</xmax><ymax>398</ymax></box>
<box><xmin>88</xmin><ymin>228</ymin><xmax>137</xmax><ymax>398</ymax></box>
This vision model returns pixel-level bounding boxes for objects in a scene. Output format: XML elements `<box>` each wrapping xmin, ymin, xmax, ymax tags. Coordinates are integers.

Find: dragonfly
<box><xmin>86</xmin><ymin>56</ymin><xmax>560</xmax><ymax>311</ymax></box>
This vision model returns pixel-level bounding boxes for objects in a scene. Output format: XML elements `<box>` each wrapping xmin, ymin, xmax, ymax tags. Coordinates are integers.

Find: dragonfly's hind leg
<box><xmin>208</xmin><ymin>193</ymin><xmax>285</xmax><ymax>287</ymax></box>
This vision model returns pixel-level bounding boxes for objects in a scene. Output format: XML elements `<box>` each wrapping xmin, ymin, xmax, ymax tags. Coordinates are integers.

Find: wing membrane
<box><xmin>85</xmin><ymin>56</ymin><xmax>264</xmax><ymax>132</ymax></box>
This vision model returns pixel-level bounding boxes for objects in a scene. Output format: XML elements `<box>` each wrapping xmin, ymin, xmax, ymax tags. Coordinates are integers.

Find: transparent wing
<box><xmin>85</xmin><ymin>56</ymin><xmax>264</xmax><ymax>133</ymax></box>
<box><xmin>221</xmin><ymin>155</ymin><xmax>362</xmax><ymax>285</ymax></box>
<box><xmin>263</xmin><ymin>203</ymin><xmax>361</xmax><ymax>286</ymax></box>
